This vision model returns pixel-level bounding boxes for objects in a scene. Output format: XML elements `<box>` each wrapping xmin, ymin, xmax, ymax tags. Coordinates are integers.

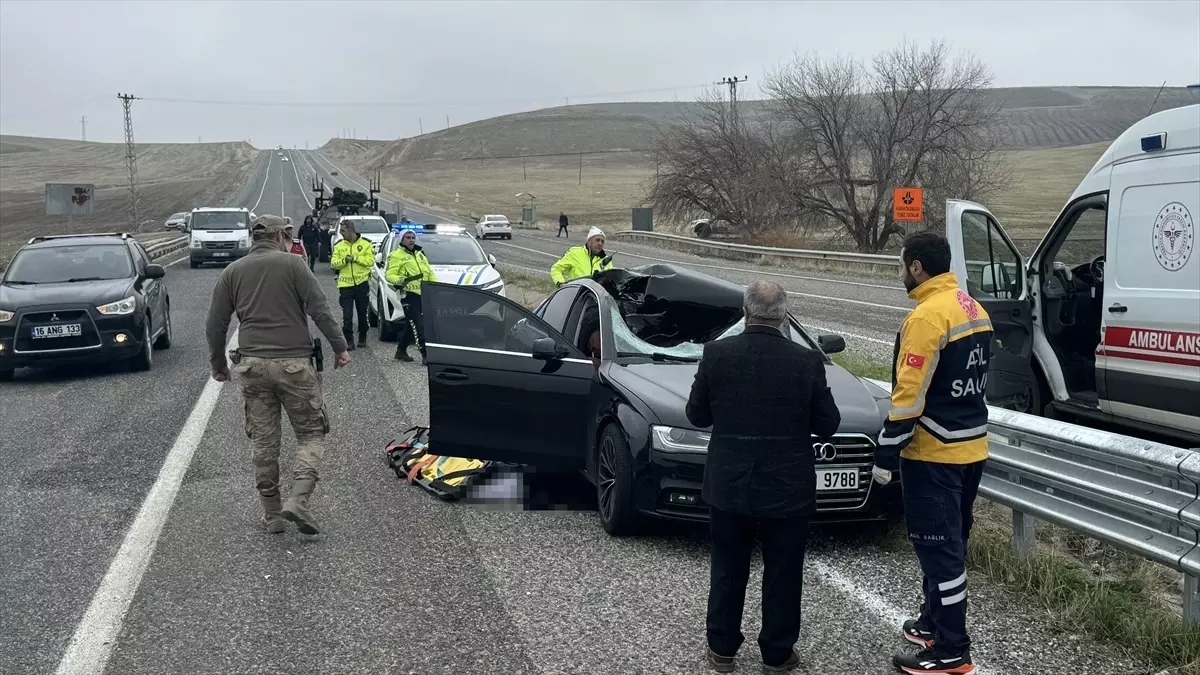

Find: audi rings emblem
<box><xmin>813</xmin><ymin>442</ymin><xmax>837</xmax><ymax>461</ymax></box>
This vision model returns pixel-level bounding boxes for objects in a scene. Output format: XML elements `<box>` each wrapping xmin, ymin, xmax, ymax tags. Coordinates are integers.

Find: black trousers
<box><xmin>397</xmin><ymin>293</ymin><xmax>425</xmax><ymax>356</ymax></box>
<box><xmin>707</xmin><ymin>506</ymin><xmax>809</xmax><ymax>667</ymax></box>
<box><xmin>901</xmin><ymin>457</ymin><xmax>986</xmax><ymax>655</ymax></box>
<box><xmin>305</xmin><ymin>245</ymin><xmax>319</xmax><ymax>270</ymax></box>
<box><xmin>557</xmin><ymin>224</ymin><xmax>568</xmax><ymax>237</ymax></box>
<box><xmin>338</xmin><ymin>282</ymin><xmax>369</xmax><ymax>339</ymax></box>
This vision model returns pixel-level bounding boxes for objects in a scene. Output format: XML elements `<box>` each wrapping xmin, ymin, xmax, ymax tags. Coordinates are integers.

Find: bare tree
<box><xmin>647</xmin><ymin>90</ymin><xmax>780</xmax><ymax>236</ymax></box>
<box><xmin>763</xmin><ymin>39</ymin><xmax>1009</xmax><ymax>252</ymax></box>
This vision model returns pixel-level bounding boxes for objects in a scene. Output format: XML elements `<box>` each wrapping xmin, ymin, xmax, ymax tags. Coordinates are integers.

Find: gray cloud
<box><xmin>2</xmin><ymin>0</ymin><xmax>1197</xmax><ymax>146</ymax></box>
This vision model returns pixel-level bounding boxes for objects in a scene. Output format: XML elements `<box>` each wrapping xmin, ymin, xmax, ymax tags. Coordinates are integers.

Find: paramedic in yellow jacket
<box><xmin>385</xmin><ymin>227</ymin><xmax>437</xmax><ymax>363</ymax></box>
<box><xmin>873</xmin><ymin>231</ymin><xmax>993</xmax><ymax>675</ymax></box>
<box><xmin>550</xmin><ymin>226</ymin><xmax>614</xmax><ymax>286</ymax></box>
<box><xmin>330</xmin><ymin>220</ymin><xmax>376</xmax><ymax>350</ymax></box>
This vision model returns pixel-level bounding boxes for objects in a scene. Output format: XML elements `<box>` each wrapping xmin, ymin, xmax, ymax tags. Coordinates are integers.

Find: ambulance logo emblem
<box><xmin>956</xmin><ymin>289</ymin><xmax>979</xmax><ymax>320</ymax></box>
<box><xmin>1152</xmin><ymin>202</ymin><xmax>1193</xmax><ymax>272</ymax></box>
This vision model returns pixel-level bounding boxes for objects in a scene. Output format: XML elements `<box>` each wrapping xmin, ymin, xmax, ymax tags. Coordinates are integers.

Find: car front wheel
<box><xmin>130</xmin><ymin>320</ymin><xmax>153</xmax><ymax>372</ymax></box>
<box><xmin>596</xmin><ymin>423</ymin><xmax>642</xmax><ymax>536</ymax></box>
<box><xmin>153</xmin><ymin>303</ymin><xmax>172</xmax><ymax>349</ymax></box>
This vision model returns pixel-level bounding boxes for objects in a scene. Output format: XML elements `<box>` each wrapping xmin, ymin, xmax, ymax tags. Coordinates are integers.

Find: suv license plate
<box><xmin>815</xmin><ymin>468</ymin><xmax>859</xmax><ymax>491</ymax></box>
<box><xmin>212</xmin><ymin>252</ymin><xmax>229</xmax><ymax>257</ymax></box>
<box><xmin>32</xmin><ymin>324</ymin><xmax>82</xmax><ymax>339</ymax></box>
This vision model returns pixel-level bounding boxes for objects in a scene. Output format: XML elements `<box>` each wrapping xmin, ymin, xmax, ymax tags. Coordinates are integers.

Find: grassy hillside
<box><xmin>0</xmin><ymin>136</ymin><xmax>259</xmax><ymax>241</ymax></box>
<box><xmin>323</xmin><ymin>87</ymin><xmax>1194</xmax><ymax>247</ymax></box>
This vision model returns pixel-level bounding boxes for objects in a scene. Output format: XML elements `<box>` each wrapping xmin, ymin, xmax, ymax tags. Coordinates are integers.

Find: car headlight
<box><xmin>238</xmin><ymin>237</ymin><xmax>250</xmax><ymax>249</ymax></box>
<box><xmin>190</xmin><ymin>238</ymin><xmax>202</xmax><ymax>249</ymax></box>
<box><xmin>479</xmin><ymin>277</ymin><xmax>504</xmax><ymax>291</ymax></box>
<box><xmin>650</xmin><ymin>425</ymin><xmax>710</xmax><ymax>453</ymax></box>
<box><xmin>0</xmin><ymin>310</ymin><xmax>14</xmax><ymax>323</ymax></box>
<box><xmin>97</xmin><ymin>296</ymin><xmax>137</xmax><ymax>316</ymax></box>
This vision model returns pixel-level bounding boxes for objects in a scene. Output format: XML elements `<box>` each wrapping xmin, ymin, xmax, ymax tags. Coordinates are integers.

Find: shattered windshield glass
<box><xmin>608</xmin><ymin>303</ymin><xmax>816</xmax><ymax>360</ymax></box>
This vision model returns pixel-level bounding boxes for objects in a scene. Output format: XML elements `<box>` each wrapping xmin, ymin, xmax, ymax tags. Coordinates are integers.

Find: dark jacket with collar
<box><xmin>685</xmin><ymin>324</ymin><xmax>841</xmax><ymax>517</ymax></box>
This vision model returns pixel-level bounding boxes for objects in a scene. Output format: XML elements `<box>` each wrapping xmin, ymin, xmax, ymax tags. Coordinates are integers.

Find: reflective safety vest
<box><xmin>385</xmin><ymin>245</ymin><xmax>436</xmax><ymax>295</ymax></box>
<box><xmin>550</xmin><ymin>246</ymin><xmax>612</xmax><ymax>285</ymax></box>
<box><xmin>331</xmin><ymin>237</ymin><xmax>374</xmax><ymax>288</ymax></box>
<box><xmin>878</xmin><ymin>272</ymin><xmax>994</xmax><ymax>465</ymax></box>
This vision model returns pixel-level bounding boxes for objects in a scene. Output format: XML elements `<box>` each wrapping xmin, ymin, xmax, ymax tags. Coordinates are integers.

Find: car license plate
<box><xmin>32</xmin><ymin>323</ymin><xmax>82</xmax><ymax>339</ymax></box>
<box><xmin>212</xmin><ymin>252</ymin><xmax>229</xmax><ymax>257</ymax></box>
<box><xmin>816</xmin><ymin>468</ymin><xmax>859</xmax><ymax>491</ymax></box>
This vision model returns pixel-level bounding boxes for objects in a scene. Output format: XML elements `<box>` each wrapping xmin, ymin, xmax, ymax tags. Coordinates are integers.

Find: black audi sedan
<box><xmin>420</xmin><ymin>263</ymin><xmax>899</xmax><ymax>535</ymax></box>
<box><xmin>0</xmin><ymin>233</ymin><xmax>172</xmax><ymax>381</ymax></box>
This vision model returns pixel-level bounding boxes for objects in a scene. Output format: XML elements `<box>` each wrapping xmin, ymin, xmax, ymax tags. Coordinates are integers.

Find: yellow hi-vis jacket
<box><xmin>550</xmin><ymin>246</ymin><xmax>612</xmax><ymax>285</ymax></box>
<box><xmin>385</xmin><ymin>245</ymin><xmax>436</xmax><ymax>295</ymax></box>
<box><xmin>331</xmin><ymin>237</ymin><xmax>375</xmax><ymax>288</ymax></box>
<box><xmin>876</xmin><ymin>272</ymin><xmax>993</xmax><ymax>466</ymax></box>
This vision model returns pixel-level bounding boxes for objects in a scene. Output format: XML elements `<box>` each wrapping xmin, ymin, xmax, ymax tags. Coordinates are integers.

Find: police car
<box><xmin>368</xmin><ymin>223</ymin><xmax>504</xmax><ymax>341</ymax></box>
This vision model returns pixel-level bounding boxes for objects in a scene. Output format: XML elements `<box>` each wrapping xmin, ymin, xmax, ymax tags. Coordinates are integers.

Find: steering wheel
<box><xmin>1090</xmin><ymin>255</ymin><xmax>1105</xmax><ymax>285</ymax></box>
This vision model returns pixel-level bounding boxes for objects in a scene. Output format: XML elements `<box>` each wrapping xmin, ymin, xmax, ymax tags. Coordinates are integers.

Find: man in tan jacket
<box><xmin>206</xmin><ymin>214</ymin><xmax>350</xmax><ymax>536</ymax></box>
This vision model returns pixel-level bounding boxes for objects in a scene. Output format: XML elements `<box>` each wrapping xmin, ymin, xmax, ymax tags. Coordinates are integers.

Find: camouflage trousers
<box><xmin>233</xmin><ymin>356</ymin><xmax>329</xmax><ymax>498</ymax></box>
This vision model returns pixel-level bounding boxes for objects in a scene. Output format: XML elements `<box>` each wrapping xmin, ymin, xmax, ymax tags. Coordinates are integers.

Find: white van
<box><xmin>945</xmin><ymin>104</ymin><xmax>1199</xmax><ymax>444</ymax></box>
<box><xmin>187</xmin><ymin>207</ymin><xmax>253</xmax><ymax>268</ymax></box>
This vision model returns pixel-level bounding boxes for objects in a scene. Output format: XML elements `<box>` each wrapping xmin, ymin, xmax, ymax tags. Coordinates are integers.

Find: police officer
<box><xmin>206</xmin><ymin>215</ymin><xmax>351</xmax><ymax>536</ymax></box>
<box><xmin>873</xmin><ymin>231</ymin><xmax>992</xmax><ymax>675</ymax></box>
<box><xmin>550</xmin><ymin>226</ymin><xmax>613</xmax><ymax>286</ymax></box>
<box><xmin>331</xmin><ymin>220</ymin><xmax>375</xmax><ymax>349</ymax></box>
<box><xmin>385</xmin><ymin>227</ymin><xmax>436</xmax><ymax>363</ymax></box>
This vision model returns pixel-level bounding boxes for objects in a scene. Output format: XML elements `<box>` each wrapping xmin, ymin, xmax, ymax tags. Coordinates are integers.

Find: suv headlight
<box><xmin>189</xmin><ymin>238</ymin><xmax>202</xmax><ymax>249</ymax></box>
<box><xmin>238</xmin><ymin>237</ymin><xmax>250</xmax><ymax>249</ymax></box>
<box><xmin>97</xmin><ymin>296</ymin><xmax>137</xmax><ymax>316</ymax></box>
<box><xmin>0</xmin><ymin>310</ymin><xmax>14</xmax><ymax>323</ymax></box>
<box><xmin>650</xmin><ymin>425</ymin><xmax>710</xmax><ymax>453</ymax></box>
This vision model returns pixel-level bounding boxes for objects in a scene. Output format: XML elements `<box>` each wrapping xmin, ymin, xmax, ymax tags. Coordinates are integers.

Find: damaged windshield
<box><xmin>595</xmin><ymin>264</ymin><xmax>819</xmax><ymax>362</ymax></box>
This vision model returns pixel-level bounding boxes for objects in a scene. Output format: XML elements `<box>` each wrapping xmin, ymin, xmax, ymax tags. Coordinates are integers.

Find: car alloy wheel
<box><xmin>597</xmin><ymin>436</ymin><xmax>618</xmax><ymax>522</ymax></box>
<box><xmin>154</xmin><ymin>307</ymin><xmax>172</xmax><ymax>349</ymax></box>
<box><xmin>595</xmin><ymin>424</ymin><xmax>641</xmax><ymax>536</ymax></box>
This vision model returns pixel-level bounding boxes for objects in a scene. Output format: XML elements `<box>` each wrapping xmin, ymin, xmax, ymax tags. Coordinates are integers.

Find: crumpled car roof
<box><xmin>593</xmin><ymin>264</ymin><xmax>745</xmax><ymax>348</ymax></box>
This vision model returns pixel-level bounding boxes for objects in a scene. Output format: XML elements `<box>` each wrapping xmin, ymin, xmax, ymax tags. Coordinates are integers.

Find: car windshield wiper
<box><xmin>616</xmin><ymin>351</ymin><xmax>700</xmax><ymax>363</ymax></box>
<box><xmin>64</xmin><ymin>277</ymin><xmax>106</xmax><ymax>282</ymax></box>
<box><xmin>3</xmin><ymin>280</ymin><xmax>36</xmax><ymax>285</ymax></box>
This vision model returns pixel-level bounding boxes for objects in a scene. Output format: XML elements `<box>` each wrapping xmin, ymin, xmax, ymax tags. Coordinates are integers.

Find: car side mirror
<box><xmin>531</xmin><ymin>337</ymin><xmax>568</xmax><ymax>361</ymax></box>
<box><xmin>488</xmin><ymin>253</ymin><xmax>497</xmax><ymax>267</ymax></box>
<box><xmin>143</xmin><ymin>264</ymin><xmax>166</xmax><ymax>280</ymax></box>
<box><xmin>818</xmin><ymin>334</ymin><xmax>845</xmax><ymax>354</ymax></box>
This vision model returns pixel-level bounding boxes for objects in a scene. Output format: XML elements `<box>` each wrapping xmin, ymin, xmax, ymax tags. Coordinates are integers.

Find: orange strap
<box><xmin>407</xmin><ymin>455</ymin><xmax>438</xmax><ymax>484</ymax></box>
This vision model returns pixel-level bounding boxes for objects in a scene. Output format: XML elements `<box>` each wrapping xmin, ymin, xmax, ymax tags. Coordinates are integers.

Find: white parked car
<box><xmin>164</xmin><ymin>212</ymin><xmax>188</xmax><ymax>230</ymax></box>
<box><xmin>369</xmin><ymin>224</ymin><xmax>504</xmax><ymax>341</ymax></box>
<box><xmin>475</xmin><ymin>214</ymin><xmax>512</xmax><ymax>240</ymax></box>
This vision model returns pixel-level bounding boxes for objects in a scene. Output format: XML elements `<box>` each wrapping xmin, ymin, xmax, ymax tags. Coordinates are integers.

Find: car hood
<box><xmin>191</xmin><ymin>229</ymin><xmax>247</xmax><ymax>242</ymax></box>
<box><xmin>609</xmin><ymin>360</ymin><xmax>885</xmax><ymax>434</ymax></box>
<box><xmin>0</xmin><ymin>278</ymin><xmax>134</xmax><ymax>310</ymax></box>
<box><xmin>431</xmin><ymin>264</ymin><xmax>499</xmax><ymax>286</ymax></box>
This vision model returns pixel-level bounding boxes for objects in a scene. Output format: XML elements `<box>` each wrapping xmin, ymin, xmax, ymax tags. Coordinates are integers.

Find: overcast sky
<box><xmin>1</xmin><ymin>0</ymin><xmax>1197</xmax><ymax>147</ymax></box>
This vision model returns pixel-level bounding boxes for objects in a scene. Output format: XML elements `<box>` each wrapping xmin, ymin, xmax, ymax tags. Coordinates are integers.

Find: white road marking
<box><xmin>803</xmin><ymin>324</ymin><xmax>893</xmax><ymax>346</ymax></box>
<box><xmin>250</xmin><ymin>153</ymin><xmax>273</xmax><ymax>213</ymax></box>
<box><xmin>287</xmin><ymin>151</ymin><xmax>314</xmax><ymax>209</ymax></box>
<box><xmin>808</xmin><ymin>558</ymin><xmax>1000</xmax><ymax>675</ymax></box>
<box><xmin>488</xmin><ymin>240</ymin><xmax>907</xmax><ymax>312</ymax></box>
<box><xmin>54</xmin><ymin>330</ymin><xmax>239</xmax><ymax>675</ymax></box>
<box><xmin>163</xmin><ymin>254</ymin><xmax>189</xmax><ymax>267</ymax></box>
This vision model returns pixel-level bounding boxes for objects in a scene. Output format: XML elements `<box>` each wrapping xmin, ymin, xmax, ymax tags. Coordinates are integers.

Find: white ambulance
<box><xmin>945</xmin><ymin>104</ymin><xmax>1199</xmax><ymax>444</ymax></box>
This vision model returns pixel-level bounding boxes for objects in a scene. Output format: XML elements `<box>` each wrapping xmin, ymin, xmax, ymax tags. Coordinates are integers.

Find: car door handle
<box><xmin>434</xmin><ymin>371</ymin><xmax>468</xmax><ymax>383</ymax></box>
<box><xmin>1107</xmin><ymin>303</ymin><xmax>1128</xmax><ymax>313</ymax></box>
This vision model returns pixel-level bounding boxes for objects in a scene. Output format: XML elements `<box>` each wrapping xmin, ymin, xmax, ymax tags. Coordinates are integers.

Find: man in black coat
<box><xmin>557</xmin><ymin>211</ymin><xmax>569</xmax><ymax>237</ymax></box>
<box><xmin>686</xmin><ymin>280</ymin><xmax>841</xmax><ymax>674</ymax></box>
<box><xmin>297</xmin><ymin>215</ymin><xmax>322</xmax><ymax>270</ymax></box>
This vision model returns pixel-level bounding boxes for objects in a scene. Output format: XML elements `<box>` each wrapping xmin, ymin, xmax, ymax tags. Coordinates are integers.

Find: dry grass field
<box><xmin>322</xmin><ymin>86</ymin><xmax>1197</xmax><ymax>252</ymax></box>
<box><xmin>0</xmin><ymin>135</ymin><xmax>260</xmax><ymax>243</ymax></box>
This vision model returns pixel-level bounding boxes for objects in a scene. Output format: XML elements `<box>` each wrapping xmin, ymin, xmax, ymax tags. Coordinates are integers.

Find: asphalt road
<box><xmin>0</xmin><ymin>150</ymin><xmax>1137</xmax><ymax>675</ymax></box>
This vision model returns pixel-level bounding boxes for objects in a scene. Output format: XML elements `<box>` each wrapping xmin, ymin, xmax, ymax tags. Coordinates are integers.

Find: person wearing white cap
<box><xmin>550</xmin><ymin>226</ymin><xmax>614</xmax><ymax>286</ymax></box>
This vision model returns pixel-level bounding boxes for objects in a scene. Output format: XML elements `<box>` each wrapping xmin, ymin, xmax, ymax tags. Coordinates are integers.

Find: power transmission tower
<box><xmin>716</xmin><ymin>76</ymin><xmax>749</xmax><ymax>116</ymax></box>
<box><xmin>80</xmin><ymin>115</ymin><xmax>87</xmax><ymax>141</ymax></box>
<box><xmin>118</xmin><ymin>93</ymin><xmax>141</xmax><ymax>231</ymax></box>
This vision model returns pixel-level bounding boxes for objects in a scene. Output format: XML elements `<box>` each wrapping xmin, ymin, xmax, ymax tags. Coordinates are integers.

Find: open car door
<box><xmin>421</xmin><ymin>282</ymin><xmax>596</xmax><ymax>468</ymax></box>
<box><xmin>945</xmin><ymin>199</ymin><xmax>1041</xmax><ymax>412</ymax></box>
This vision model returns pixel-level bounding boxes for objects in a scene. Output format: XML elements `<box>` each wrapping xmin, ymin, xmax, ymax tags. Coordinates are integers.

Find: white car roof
<box><xmin>482</xmin><ymin>214</ymin><xmax>509</xmax><ymax>220</ymax></box>
<box><xmin>193</xmin><ymin>207</ymin><xmax>249</xmax><ymax>213</ymax></box>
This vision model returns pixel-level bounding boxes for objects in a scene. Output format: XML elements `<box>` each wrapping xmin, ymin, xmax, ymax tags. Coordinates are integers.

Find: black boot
<box><xmin>394</xmin><ymin>344</ymin><xmax>413</xmax><ymax>362</ymax></box>
<box><xmin>344</xmin><ymin>331</ymin><xmax>355</xmax><ymax>351</ymax></box>
<box><xmin>358</xmin><ymin>333</ymin><xmax>367</xmax><ymax>349</ymax></box>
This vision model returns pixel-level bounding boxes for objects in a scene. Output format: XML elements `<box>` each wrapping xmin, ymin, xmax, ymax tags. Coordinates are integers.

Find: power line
<box><xmin>135</xmin><ymin>83</ymin><xmax>714</xmax><ymax>109</ymax></box>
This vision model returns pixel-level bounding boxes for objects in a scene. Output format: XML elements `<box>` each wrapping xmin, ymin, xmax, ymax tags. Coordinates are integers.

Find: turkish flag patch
<box><xmin>905</xmin><ymin>353</ymin><xmax>926</xmax><ymax>368</ymax></box>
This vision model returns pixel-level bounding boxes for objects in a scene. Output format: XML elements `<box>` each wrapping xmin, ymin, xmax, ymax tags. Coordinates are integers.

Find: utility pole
<box><xmin>117</xmin><ymin>93</ymin><xmax>141</xmax><ymax>231</ymax></box>
<box><xmin>80</xmin><ymin>115</ymin><xmax>87</xmax><ymax>142</ymax></box>
<box><xmin>716</xmin><ymin>76</ymin><xmax>749</xmax><ymax>116</ymax></box>
<box><xmin>445</xmin><ymin>115</ymin><xmax>449</xmax><ymax>130</ymax></box>
<box><xmin>419</xmin><ymin>117</ymin><xmax>423</xmax><ymax>135</ymax></box>
<box><xmin>479</xmin><ymin>140</ymin><xmax>484</xmax><ymax>166</ymax></box>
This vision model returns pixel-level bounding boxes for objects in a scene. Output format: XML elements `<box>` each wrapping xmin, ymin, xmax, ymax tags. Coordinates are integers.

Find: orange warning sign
<box><xmin>893</xmin><ymin>187</ymin><xmax>924</xmax><ymax>222</ymax></box>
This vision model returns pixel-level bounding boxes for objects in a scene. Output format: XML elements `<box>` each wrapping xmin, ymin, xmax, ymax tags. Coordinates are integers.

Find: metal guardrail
<box><xmin>861</xmin><ymin>378</ymin><xmax>1200</xmax><ymax>624</ymax></box>
<box><xmin>143</xmin><ymin>235</ymin><xmax>188</xmax><ymax>261</ymax></box>
<box><xmin>613</xmin><ymin>230</ymin><xmax>899</xmax><ymax>275</ymax></box>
